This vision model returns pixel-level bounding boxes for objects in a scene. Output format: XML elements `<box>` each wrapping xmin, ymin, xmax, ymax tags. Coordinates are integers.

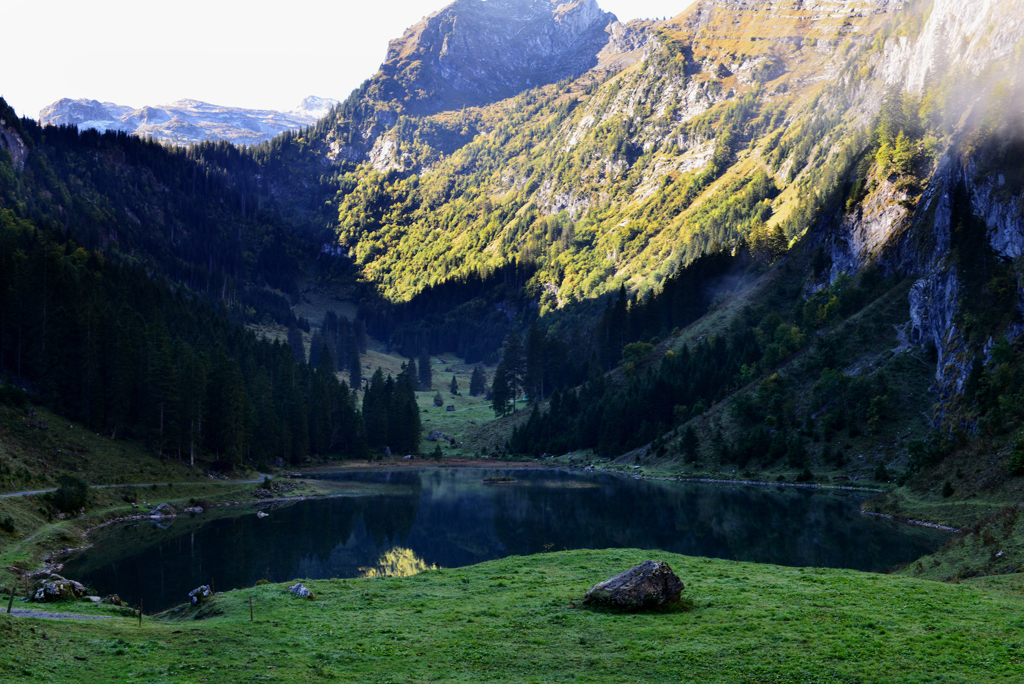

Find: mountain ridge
<box><xmin>37</xmin><ymin>96</ymin><xmax>339</xmax><ymax>147</ymax></box>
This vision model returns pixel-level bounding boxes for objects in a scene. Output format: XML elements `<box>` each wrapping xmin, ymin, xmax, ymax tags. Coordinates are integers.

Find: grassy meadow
<box><xmin>2</xmin><ymin>548</ymin><xmax>1022</xmax><ymax>683</ymax></box>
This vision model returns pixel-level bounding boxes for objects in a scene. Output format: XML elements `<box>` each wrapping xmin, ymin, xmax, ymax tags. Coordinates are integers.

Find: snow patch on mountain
<box><xmin>38</xmin><ymin>97</ymin><xmax>339</xmax><ymax>147</ymax></box>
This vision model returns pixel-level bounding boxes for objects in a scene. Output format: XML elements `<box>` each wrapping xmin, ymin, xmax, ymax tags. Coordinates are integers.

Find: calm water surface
<box><xmin>62</xmin><ymin>468</ymin><xmax>950</xmax><ymax>611</ymax></box>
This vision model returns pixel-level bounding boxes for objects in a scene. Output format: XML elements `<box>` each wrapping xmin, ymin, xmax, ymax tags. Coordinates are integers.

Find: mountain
<box><xmin>6</xmin><ymin>0</ymin><xmax>1024</xmax><ymax>572</ymax></box>
<box><xmin>369</xmin><ymin>0</ymin><xmax>617</xmax><ymax>115</ymax></box>
<box><xmin>37</xmin><ymin>96</ymin><xmax>339</xmax><ymax>146</ymax></box>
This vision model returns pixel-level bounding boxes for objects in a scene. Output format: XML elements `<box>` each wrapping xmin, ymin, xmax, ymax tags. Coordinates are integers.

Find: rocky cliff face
<box><xmin>38</xmin><ymin>97</ymin><xmax>339</xmax><ymax>147</ymax></box>
<box><xmin>0</xmin><ymin>115</ymin><xmax>28</xmax><ymax>171</ymax></box>
<box><xmin>369</xmin><ymin>0</ymin><xmax>617</xmax><ymax>114</ymax></box>
<box><xmin>807</xmin><ymin>0</ymin><xmax>1024</xmax><ymax>412</ymax></box>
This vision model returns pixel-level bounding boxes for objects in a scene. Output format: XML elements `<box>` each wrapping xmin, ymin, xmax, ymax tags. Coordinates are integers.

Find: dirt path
<box><xmin>8</xmin><ymin>609</ymin><xmax>112</xmax><ymax>620</ymax></box>
<box><xmin>0</xmin><ymin>475</ymin><xmax>269</xmax><ymax>500</ymax></box>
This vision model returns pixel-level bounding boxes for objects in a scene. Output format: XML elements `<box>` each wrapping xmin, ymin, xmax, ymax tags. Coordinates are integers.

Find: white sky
<box><xmin>2</xmin><ymin>0</ymin><xmax>694</xmax><ymax>120</ymax></box>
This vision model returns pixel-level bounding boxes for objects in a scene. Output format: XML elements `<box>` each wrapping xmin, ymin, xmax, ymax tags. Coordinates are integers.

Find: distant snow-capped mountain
<box><xmin>38</xmin><ymin>97</ymin><xmax>340</xmax><ymax>146</ymax></box>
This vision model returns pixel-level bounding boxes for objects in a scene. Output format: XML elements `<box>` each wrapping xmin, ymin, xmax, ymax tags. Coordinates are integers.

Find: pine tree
<box><xmin>389</xmin><ymin>363</ymin><xmax>422</xmax><ymax>454</ymax></box>
<box><xmin>348</xmin><ymin>347</ymin><xmax>362</xmax><ymax>390</ymax></box>
<box><xmin>469</xmin><ymin>366</ymin><xmax>485</xmax><ymax>396</ymax></box>
<box><xmin>418</xmin><ymin>348</ymin><xmax>432</xmax><ymax>390</ymax></box>
<box><xmin>526</xmin><ymin>321</ymin><xmax>545</xmax><ymax>401</ymax></box>
<box><xmin>363</xmin><ymin>368</ymin><xmax>389</xmax><ymax>452</ymax></box>
<box><xmin>498</xmin><ymin>332</ymin><xmax>526</xmax><ymax>411</ymax></box>
<box><xmin>491</xmin><ymin>365</ymin><xmax>511</xmax><ymax>417</ymax></box>
<box><xmin>433</xmin><ymin>391</ymin><xmax>444</xmax><ymax>407</ymax></box>
<box><xmin>682</xmin><ymin>425</ymin><xmax>700</xmax><ymax>464</ymax></box>
<box><xmin>449</xmin><ymin>375</ymin><xmax>459</xmax><ymax>395</ymax></box>
<box><xmin>287</xmin><ymin>326</ymin><xmax>305</xmax><ymax>363</ymax></box>
<box><xmin>309</xmin><ymin>330</ymin><xmax>324</xmax><ymax>367</ymax></box>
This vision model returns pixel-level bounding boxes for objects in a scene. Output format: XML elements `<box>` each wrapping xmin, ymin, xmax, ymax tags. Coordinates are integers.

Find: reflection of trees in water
<box><xmin>360</xmin><ymin>547</ymin><xmax>437</xmax><ymax>578</ymax></box>
<box><xmin>491</xmin><ymin>475</ymin><xmax>944</xmax><ymax>571</ymax></box>
<box><xmin>64</xmin><ymin>470</ymin><xmax>946</xmax><ymax>613</ymax></box>
<box><xmin>63</xmin><ymin>479</ymin><xmax>423</xmax><ymax>613</ymax></box>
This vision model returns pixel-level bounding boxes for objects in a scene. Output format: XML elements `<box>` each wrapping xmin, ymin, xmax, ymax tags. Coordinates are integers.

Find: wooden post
<box><xmin>249</xmin><ymin>595</ymin><xmax>253</xmax><ymax>622</ymax></box>
<box><xmin>138</xmin><ymin>601</ymin><xmax>143</xmax><ymax>628</ymax></box>
<box><xmin>6</xmin><ymin>588</ymin><xmax>14</xmax><ymax>614</ymax></box>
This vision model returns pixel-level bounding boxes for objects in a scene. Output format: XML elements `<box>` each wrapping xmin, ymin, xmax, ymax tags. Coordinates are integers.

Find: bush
<box><xmin>0</xmin><ymin>515</ymin><xmax>15</xmax><ymax>534</ymax></box>
<box><xmin>51</xmin><ymin>475</ymin><xmax>89</xmax><ymax>514</ymax></box>
<box><xmin>1008</xmin><ymin>437</ymin><xmax>1024</xmax><ymax>476</ymax></box>
<box><xmin>0</xmin><ymin>384</ymin><xmax>28</xmax><ymax>408</ymax></box>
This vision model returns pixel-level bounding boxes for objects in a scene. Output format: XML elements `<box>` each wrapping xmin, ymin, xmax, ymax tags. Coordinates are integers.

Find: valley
<box><xmin>2</xmin><ymin>0</ymin><xmax>1024</xmax><ymax>680</ymax></box>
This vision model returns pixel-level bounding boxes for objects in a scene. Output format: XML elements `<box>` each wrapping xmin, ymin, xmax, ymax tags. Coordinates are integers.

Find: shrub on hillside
<box><xmin>1008</xmin><ymin>438</ymin><xmax>1024</xmax><ymax>476</ymax></box>
<box><xmin>50</xmin><ymin>475</ymin><xmax>89</xmax><ymax>514</ymax></box>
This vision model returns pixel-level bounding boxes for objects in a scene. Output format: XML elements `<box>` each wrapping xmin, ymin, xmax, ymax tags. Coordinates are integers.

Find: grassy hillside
<box><xmin>2</xmin><ymin>548</ymin><xmax>1022</xmax><ymax>682</ymax></box>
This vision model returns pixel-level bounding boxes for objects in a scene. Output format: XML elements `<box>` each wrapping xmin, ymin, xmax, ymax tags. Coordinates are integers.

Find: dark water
<box><xmin>62</xmin><ymin>468</ymin><xmax>950</xmax><ymax>612</ymax></box>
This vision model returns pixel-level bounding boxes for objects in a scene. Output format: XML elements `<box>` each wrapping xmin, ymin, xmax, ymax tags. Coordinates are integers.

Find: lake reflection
<box><xmin>62</xmin><ymin>468</ymin><xmax>949</xmax><ymax>612</ymax></box>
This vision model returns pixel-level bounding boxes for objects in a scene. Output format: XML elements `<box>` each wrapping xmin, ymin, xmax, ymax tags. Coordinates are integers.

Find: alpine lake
<box><xmin>61</xmin><ymin>468</ymin><xmax>950</xmax><ymax>612</ymax></box>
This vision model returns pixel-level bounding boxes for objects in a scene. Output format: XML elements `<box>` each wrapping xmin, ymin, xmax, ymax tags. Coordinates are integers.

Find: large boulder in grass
<box><xmin>189</xmin><ymin>585</ymin><xmax>213</xmax><ymax>606</ymax></box>
<box><xmin>289</xmin><ymin>583</ymin><xmax>314</xmax><ymax>599</ymax></box>
<box><xmin>583</xmin><ymin>560</ymin><xmax>684</xmax><ymax>611</ymax></box>
<box><xmin>31</xmin><ymin>574</ymin><xmax>87</xmax><ymax>602</ymax></box>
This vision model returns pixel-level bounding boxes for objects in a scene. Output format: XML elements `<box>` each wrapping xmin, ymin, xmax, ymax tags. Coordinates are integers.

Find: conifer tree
<box><xmin>497</xmin><ymin>332</ymin><xmax>526</xmax><ymax>411</ymax></box>
<box><xmin>450</xmin><ymin>375</ymin><xmax>459</xmax><ymax>395</ymax></box>
<box><xmin>469</xmin><ymin>366</ymin><xmax>485</xmax><ymax>396</ymax></box>
<box><xmin>418</xmin><ymin>348</ymin><xmax>432</xmax><ymax>390</ymax></box>
<box><xmin>491</xmin><ymin>366</ymin><xmax>511</xmax><ymax>417</ymax></box>
<box><xmin>287</xmin><ymin>326</ymin><xmax>305</xmax><ymax>363</ymax></box>
<box><xmin>363</xmin><ymin>368</ymin><xmax>389</xmax><ymax>452</ymax></box>
<box><xmin>389</xmin><ymin>363</ymin><xmax>421</xmax><ymax>454</ymax></box>
<box><xmin>526</xmin><ymin>321</ymin><xmax>545</xmax><ymax>400</ymax></box>
<box><xmin>682</xmin><ymin>425</ymin><xmax>700</xmax><ymax>464</ymax></box>
<box><xmin>348</xmin><ymin>347</ymin><xmax>362</xmax><ymax>390</ymax></box>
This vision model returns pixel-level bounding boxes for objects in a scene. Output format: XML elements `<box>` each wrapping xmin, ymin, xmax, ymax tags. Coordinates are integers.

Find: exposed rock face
<box><xmin>0</xmin><ymin>116</ymin><xmax>28</xmax><ymax>171</ymax></box>
<box><xmin>38</xmin><ymin>96</ymin><xmax>338</xmax><ymax>147</ymax></box>
<box><xmin>583</xmin><ymin>560</ymin><xmax>684</xmax><ymax>611</ymax></box>
<box><xmin>31</xmin><ymin>574</ymin><xmax>87</xmax><ymax>602</ymax></box>
<box><xmin>374</xmin><ymin>0</ymin><xmax>617</xmax><ymax>114</ymax></box>
<box><xmin>189</xmin><ymin>585</ymin><xmax>213</xmax><ymax>606</ymax></box>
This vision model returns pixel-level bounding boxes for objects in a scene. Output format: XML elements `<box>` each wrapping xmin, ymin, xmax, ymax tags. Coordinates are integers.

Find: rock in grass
<box><xmin>289</xmin><ymin>583</ymin><xmax>313</xmax><ymax>599</ymax></box>
<box><xmin>30</xmin><ymin>574</ymin><xmax>87</xmax><ymax>602</ymax></box>
<box><xmin>583</xmin><ymin>560</ymin><xmax>684</xmax><ymax>611</ymax></box>
<box><xmin>101</xmin><ymin>594</ymin><xmax>122</xmax><ymax>606</ymax></box>
<box><xmin>189</xmin><ymin>585</ymin><xmax>213</xmax><ymax>606</ymax></box>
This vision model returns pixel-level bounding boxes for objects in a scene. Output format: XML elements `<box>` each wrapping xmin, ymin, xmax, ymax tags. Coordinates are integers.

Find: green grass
<box><xmin>1</xmin><ymin>548</ymin><xmax>1022</xmax><ymax>682</ymax></box>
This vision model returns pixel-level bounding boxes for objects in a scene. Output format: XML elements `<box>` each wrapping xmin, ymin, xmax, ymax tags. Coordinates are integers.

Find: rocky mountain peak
<box><xmin>37</xmin><ymin>96</ymin><xmax>338</xmax><ymax>147</ymax></box>
<box><xmin>370</xmin><ymin>0</ymin><xmax>617</xmax><ymax>114</ymax></box>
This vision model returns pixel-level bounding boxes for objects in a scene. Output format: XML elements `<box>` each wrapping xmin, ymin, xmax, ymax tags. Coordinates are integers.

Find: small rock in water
<box><xmin>188</xmin><ymin>585</ymin><xmax>213</xmax><ymax>606</ymax></box>
<box><xmin>150</xmin><ymin>502</ymin><xmax>176</xmax><ymax>517</ymax></box>
<box><xmin>582</xmin><ymin>560</ymin><xmax>684</xmax><ymax>612</ymax></box>
<box><xmin>289</xmin><ymin>583</ymin><xmax>313</xmax><ymax>599</ymax></box>
<box><xmin>257</xmin><ymin>511</ymin><xmax>269</xmax><ymax>519</ymax></box>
